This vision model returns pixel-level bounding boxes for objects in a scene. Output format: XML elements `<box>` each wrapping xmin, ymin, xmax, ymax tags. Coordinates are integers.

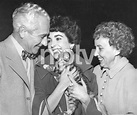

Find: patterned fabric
<box><xmin>22</xmin><ymin>50</ymin><xmax>36</xmax><ymax>60</ymax></box>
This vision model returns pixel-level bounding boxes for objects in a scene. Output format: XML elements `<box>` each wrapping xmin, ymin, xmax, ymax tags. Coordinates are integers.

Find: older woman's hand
<box><xmin>68</xmin><ymin>76</ymin><xmax>90</xmax><ymax>105</ymax></box>
<box><xmin>59</xmin><ymin>66</ymin><xmax>78</xmax><ymax>90</ymax></box>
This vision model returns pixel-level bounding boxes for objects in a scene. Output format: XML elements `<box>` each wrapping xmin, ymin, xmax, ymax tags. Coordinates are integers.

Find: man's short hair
<box><xmin>12</xmin><ymin>2</ymin><xmax>50</xmax><ymax>32</ymax></box>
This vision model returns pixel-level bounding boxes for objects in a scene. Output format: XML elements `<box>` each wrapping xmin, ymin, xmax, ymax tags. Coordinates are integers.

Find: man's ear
<box><xmin>19</xmin><ymin>26</ymin><xmax>27</xmax><ymax>38</ymax></box>
<box><xmin>69</xmin><ymin>44</ymin><xmax>75</xmax><ymax>49</ymax></box>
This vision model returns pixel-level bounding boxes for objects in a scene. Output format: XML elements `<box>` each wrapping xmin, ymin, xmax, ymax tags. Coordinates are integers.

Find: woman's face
<box><xmin>47</xmin><ymin>31</ymin><xmax>74</xmax><ymax>58</ymax></box>
<box><xmin>94</xmin><ymin>35</ymin><xmax>119</xmax><ymax>69</ymax></box>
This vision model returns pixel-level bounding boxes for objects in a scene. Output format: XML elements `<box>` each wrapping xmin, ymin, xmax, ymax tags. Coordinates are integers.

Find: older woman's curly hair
<box><xmin>93</xmin><ymin>21</ymin><xmax>135</xmax><ymax>57</ymax></box>
<box><xmin>50</xmin><ymin>15</ymin><xmax>81</xmax><ymax>45</ymax></box>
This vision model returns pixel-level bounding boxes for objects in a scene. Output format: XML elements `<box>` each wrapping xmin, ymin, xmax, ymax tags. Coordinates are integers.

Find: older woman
<box><xmin>69</xmin><ymin>21</ymin><xmax>137</xmax><ymax>115</ymax></box>
<box><xmin>32</xmin><ymin>16</ymin><xmax>101</xmax><ymax>115</ymax></box>
<box><xmin>93</xmin><ymin>21</ymin><xmax>137</xmax><ymax>115</ymax></box>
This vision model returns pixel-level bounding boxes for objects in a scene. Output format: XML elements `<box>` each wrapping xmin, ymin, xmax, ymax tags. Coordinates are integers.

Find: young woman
<box><xmin>32</xmin><ymin>16</ymin><xmax>101</xmax><ymax>115</ymax></box>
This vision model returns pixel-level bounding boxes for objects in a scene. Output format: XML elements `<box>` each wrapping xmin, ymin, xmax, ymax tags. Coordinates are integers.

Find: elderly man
<box><xmin>0</xmin><ymin>3</ymin><xmax>50</xmax><ymax>115</ymax></box>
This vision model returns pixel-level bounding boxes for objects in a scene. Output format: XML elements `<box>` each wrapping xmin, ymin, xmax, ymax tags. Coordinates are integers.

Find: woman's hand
<box><xmin>59</xmin><ymin>66</ymin><xmax>78</xmax><ymax>90</ymax></box>
<box><xmin>68</xmin><ymin>76</ymin><xmax>90</xmax><ymax>105</ymax></box>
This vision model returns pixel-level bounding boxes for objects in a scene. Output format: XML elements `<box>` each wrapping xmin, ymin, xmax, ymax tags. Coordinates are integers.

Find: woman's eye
<box><xmin>56</xmin><ymin>37</ymin><xmax>61</xmax><ymax>41</ymax></box>
<box><xmin>99</xmin><ymin>47</ymin><xmax>103</xmax><ymax>51</ymax></box>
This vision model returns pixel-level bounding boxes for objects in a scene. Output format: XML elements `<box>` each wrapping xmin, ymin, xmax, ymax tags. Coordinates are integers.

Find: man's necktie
<box><xmin>22</xmin><ymin>50</ymin><xmax>36</xmax><ymax>60</ymax></box>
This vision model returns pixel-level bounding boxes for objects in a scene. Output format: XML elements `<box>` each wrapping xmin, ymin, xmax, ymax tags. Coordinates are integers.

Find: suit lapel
<box><xmin>3</xmin><ymin>36</ymin><xmax>30</xmax><ymax>90</ymax></box>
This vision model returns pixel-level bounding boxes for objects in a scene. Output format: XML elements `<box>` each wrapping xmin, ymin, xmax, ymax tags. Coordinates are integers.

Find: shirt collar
<box><xmin>11</xmin><ymin>35</ymin><xmax>24</xmax><ymax>58</ymax></box>
<box><xmin>105</xmin><ymin>57</ymin><xmax>129</xmax><ymax>79</ymax></box>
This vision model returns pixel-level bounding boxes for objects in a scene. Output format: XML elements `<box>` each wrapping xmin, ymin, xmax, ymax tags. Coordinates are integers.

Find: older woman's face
<box><xmin>94</xmin><ymin>35</ymin><xmax>119</xmax><ymax>69</ymax></box>
<box><xmin>48</xmin><ymin>31</ymin><xmax>73</xmax><ymax>57</ymax></box>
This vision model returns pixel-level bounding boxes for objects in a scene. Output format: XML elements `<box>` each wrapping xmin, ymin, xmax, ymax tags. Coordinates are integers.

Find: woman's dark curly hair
<box><xmin>93</xmin><ymin>21</ymin><xmax>135</xmax><ymax>57</ymax></box>
<box><xmin>50</xmin><ymin>15</ymin><xmax>81</xmax><ymax>45</ymax></box>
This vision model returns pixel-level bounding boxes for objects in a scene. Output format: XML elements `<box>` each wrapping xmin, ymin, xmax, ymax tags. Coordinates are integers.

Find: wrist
<box><xmin>58</xmin><ymin>81</ymin><xmax>68</xmax><ymax>92</ymax></box>
<box><xmin>82</xmin><ymin>94</ymin><xmax>90</xmax><ymax>106</ymax></box>
<box><xmin>82</xmin><ymin>94</ymin><xmax>90</xmax><ymax>111</ymax></box>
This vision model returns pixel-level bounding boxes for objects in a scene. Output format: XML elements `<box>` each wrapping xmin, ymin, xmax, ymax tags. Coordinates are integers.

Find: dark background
<box><xmin>0</xmin><ymin>0</ymin><xmax>137</xmax><ymax>67</ymax></box>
